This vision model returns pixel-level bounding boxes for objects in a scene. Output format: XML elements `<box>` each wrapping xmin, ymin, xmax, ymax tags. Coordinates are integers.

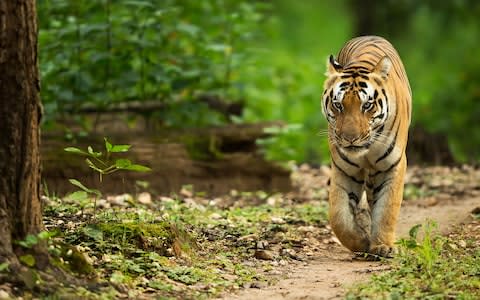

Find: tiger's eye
<box><xmin>362</xmin><ymin>102</ymin><xmax>373</xmax><ymax>111</ymax></box>
<box><xmin>333</xmin><ymin>102</ymin><xmax>343</xmax><ymax>111</ymax></box>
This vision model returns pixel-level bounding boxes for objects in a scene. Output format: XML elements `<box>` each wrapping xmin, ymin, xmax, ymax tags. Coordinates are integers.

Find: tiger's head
<box><xmin>322</xmin><ymin>55</ymin><xmax>392</xmax><ymax>151</ymax></box>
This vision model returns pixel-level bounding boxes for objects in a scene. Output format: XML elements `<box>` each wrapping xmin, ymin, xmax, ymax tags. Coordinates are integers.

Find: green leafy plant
<box><xmin>15</xmin><ymin>231</ymin><xmax>58</xmax><ymax>268</ymax></box>
<box><xmin>16</xmin><ymin>231</ymin><xmax>58</xmax><ymax>249</ymax></box>
<box><xmin>38</xmin><ymin>0</ymin><xmax>266</xmax><ymax>128</ymax></box>
<box><xmin>348</xmin><ymin>220</ymin><xmax>479</xmax><ymax>299</ymax></box>
<box><xmin>397</xmin><ymin>220</ymin><xmax>443</xmax><ymax>276</ymax></box>
<box><xmin>64</xmin><ymin>138</ymin><xmax>151</xmax><ymax>216</ymax></box>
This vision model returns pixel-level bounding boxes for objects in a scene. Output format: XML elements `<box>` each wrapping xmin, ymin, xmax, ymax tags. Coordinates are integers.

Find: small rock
<box><xmin>458</xmin><ymin>240</ymin><xmax>467</xmax><ymax>248</ymax></box>
<box><xmin>422</xmin><ymin>197</ymin><xmax>438</xmax><ymax>207</ymax></box>
<box><xmin>271</xmin><ymin>217</ymin><xmax>285</xmax><ymax>224</ymax></box>
<box><xmin>254</xmin><ymin>250</ymin><xmax>274</xmax><ymax>260</ymax></box>
<box><xmin>250</xmin><ymin>281</ymin><xmax>268</xmax><ymax>289</ymax></box>
<box><xmin>256</xmin><ymin>240</ymin><xmax>269</xmax><ymax>249</ymax></box>
<box><xmin>183</xmin><ymin>197</ymin><xmax>199</xmax><ymax>208</ymax></box>
<box><xmin>329</xmin><ymin>282</ymin><xmax>341</xmax><ymax>288</ymax></box>
<box><xmin>137</xmin><ymin>192</ymin><xmax>152</xmax><ymax>205</ymax></box>
<box><xmin>268</xmin><ymin>270</ymin><xmax>283</xmax><ymax>276</ymax></box>
<box><xmin>266</xmin><ymin>196</ymin><xmax>278</xmax><ymax>206</ymax></box>
<box><xmin>209</xmin><ymin>197</ymin><xmax>222</xmax><ymax>206</ymax></box>
<box><xmin>66</xmin><ymin>221</ymin><xmax>75</xmax><ymax>230</ymax></box>
<box><xmin>297</xmin><ymin>225</ymin><xmax>316</xmax><ymax>233</ymax></box>
<box><xmin>97</xmin><ymin>198</ymin><xmax>110</xmax><ymax>209</ymax></box>
<box><xmin>238</xmin><ymin>233</ymin><xmax>258</xmax><ymax>242</ymax></box>
<box><xmin>108</xmin><ymin>194</ymin><xmax>132</xmax><ymax>207</ymax></box>
<box><xmin>331</xmin><ymin>236</ymin><xmax>342</xmax><ymax>245</ymax></box>
<box><xmin>210</xmin><ymin>213</ymin><xmax>223</xmax><ymax>220</ymax></box>
<box><xmin>282</xmin><ymin>248</ymin><xmax>301</xmax><ymax>260</ymax></box>
<box><xmin>0</xmin><ymin>290</ymin><xmax>10</xmax><ymax>300</ymax></box>
<box><xmin>180</xmin><ymin>186</ymin><xmax>193</xmax><ymax>198</ymax></box>
<box><xmin>299</xmin><ymin>163</ymin><xmax>310</xmax><ymax>172</ymax></box>
<box><xmin>448</xmin><ymin>243</ymin><xmax>458</xmax><ymax>251</ymax></box>
<box><xmin>159</xmin><ymin>196</ymin><xmax>175</xmax><ymax>203</ymax></box>
<box><xmin>319</xmin><ymin>165</ymin><xmax>331</xmax><ymax>177</ymax></box>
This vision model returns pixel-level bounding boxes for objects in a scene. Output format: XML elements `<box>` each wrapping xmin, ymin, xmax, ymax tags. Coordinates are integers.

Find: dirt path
<box><xmin>222</xmin><ymin>197</ymin><xmax>479</xmax><ymax>300</ymax></box>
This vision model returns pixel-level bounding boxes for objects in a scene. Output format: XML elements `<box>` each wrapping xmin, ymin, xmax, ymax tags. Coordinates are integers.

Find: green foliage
<box><xmin>348</xmin><ymin>221</ymin><xmax>480</xmax><ymax>299</ymax></box>
<box><xmin>238</xmin><ymin>0</ymin><xmax>352</xmax><ymax>163</ymax></box>
<box><xmin>0</xmin><ymin>262</ymin><xmax>9</xmax><ymax>272</ymax></box>
<box><xmin>38</xmin><ymin>0</ymin><xmax>266</xmax><ymax>128</ymax></box>
<box><xmin>16</xmin><ymin>231</ymin><xmax>58</xmax><ymax>249</ymax></box>
<box><xmin>64</xmin><ymin>138</ymin><xmax>151</xmax><ymax>216</ymax></box>
<box><xmin>15</xmin><ymin>231</ymin><xmax>58</xmax><ymax>268</ymax></box>
<box><xmin>397</xmin><ymin>221</ymin><xmax>443</xmax><ymax>276</ymax></box>
<box><xmin>19</xmin><ymin>255</ymin><xmax>36</xmax><ymax>267</ymax></box>
<box><xmin>42</xmin><ymin>190</ymin><xmax>329</xmax><ymax>298</ymax></box>
<box><xmin>65</xmin><ymin>138</ymin><xmax>151</xmax><ymax>182</ymax></box>
<box><xmin>400</xmin><ymin>3</ymin><xmax>480</xmax><ymax>162</ymax></box>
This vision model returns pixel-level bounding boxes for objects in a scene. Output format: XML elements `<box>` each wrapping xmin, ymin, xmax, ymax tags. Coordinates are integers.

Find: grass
<box><xmin>347</xmin><ymin>220</ymin><xmax>480</xmax><ymax>299</ymax></box>
<box><xmin>36</xmin><ymin>191</ymin><xmax>329</xmax><ymax>299</ymax></box>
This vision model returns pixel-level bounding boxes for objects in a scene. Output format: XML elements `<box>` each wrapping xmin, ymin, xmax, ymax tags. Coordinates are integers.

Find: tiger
<box><xmin>321</xmin><ymin>35</ymin><xmax>411</xmax><ymax>257</ymax></box>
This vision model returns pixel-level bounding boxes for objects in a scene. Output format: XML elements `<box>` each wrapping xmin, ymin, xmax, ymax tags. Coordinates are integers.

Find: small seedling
<box><xmin>397</xmin><ymin>220</ymin><xmax>443</xmax><ymax>276</ymax></box>
<box><xmin>64</xmin><ymin>138</ymin><xmax>151</xmax><ymax>217</ymax></box>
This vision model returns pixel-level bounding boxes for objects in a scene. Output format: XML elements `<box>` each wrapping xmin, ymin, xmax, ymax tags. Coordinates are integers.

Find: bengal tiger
<box><xmin>321</xmin><ymin>35</ymin><xmax>411</xmax><ymax>257</ymax></box>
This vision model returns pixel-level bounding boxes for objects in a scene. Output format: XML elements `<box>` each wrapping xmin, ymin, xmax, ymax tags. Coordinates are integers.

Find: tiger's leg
<box><xmin>329</xmin><ymin>165</ymin><xmax>371</xmax><ymax>253</ymax></box>
<box><xmin>368</xmin><ymin>154</ymin><xmax>406</xmax><ymax>257</ymax></box>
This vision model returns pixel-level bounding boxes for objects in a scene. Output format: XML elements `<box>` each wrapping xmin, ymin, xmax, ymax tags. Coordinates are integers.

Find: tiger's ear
<box><xmin>327</xmin><ymin>55</ymin><xmax>343</xmax><ymax>75</ymax></box>
<box><xmin>373</xmin><ymin>56</ymin><xmax>392</xmax><ymax>79</ymax></box>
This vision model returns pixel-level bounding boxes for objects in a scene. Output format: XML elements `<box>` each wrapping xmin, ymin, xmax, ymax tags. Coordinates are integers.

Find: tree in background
<box><xmin>0</xmin><ymin>0</ymin><xmax>48</xmax><ymax>285</ymax></box>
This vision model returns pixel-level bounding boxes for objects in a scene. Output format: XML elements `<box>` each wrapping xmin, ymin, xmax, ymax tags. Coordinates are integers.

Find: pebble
<box><xmin>97</xmin><ymin>199</ymin><xmax>110</xmax><ymax>209</ymax></box>
<box><xmin>297</xmin><ymin>225</ymin><xmax>316</xmax><ymax>233</ymax></box>
<box><xmin>137</xmin><ymin>192</ymin><xmax>152</xmax><ymax>205</ymax></box>
<box><xmin>254</xmin><ymin>249</ymin><xmax>274</xmax><ymax>260</ymax></box>
<box><xmin>271</xmin><ymin>217</ymin><xmax>285</xmax><ymax>224</ymax></box>
<box><xmin>319</xmin><ymin>165</ymin><xmax>331</xmax><ymax>177</ymax></box>
<box><xmin>108</xmin><ymin>194</ymin><xmax>132</xmax><ymax>206</ymax></box>
<box><xmin>0</xmin><ymin>290</ymin><xmax>10</xmax><ymax>300</ymax></box>
<box><xmin>237</xmin><ymin>233</ymin><xmax>258</xmax><ymax>242</ymax></box>
<box><xmin>249</xmin><ymin>281</ymin><xmax>268</xmax><ymax>289</ymax></box>
<box><xmin>210</xmin><ymin>213</ymin><xmax>223</xmax><ymax>220</ymax></box>
<box><xmin>256</xmin><ymin>240</ymin><xmax>269</xmax><ymax>249</ymax></box>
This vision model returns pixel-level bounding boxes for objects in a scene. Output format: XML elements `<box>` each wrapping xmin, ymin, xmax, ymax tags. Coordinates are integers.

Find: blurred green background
<box><xmin>38</xmin><ymin>0</ymin><xmax>480</xmax><ymax>164</ymax></box>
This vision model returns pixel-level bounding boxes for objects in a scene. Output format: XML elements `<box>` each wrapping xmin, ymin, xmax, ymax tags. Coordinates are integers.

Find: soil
<box><xmin>220</xmin><ymin>165</ymin><xmax>480</xmax><ymax>300</ymax></box>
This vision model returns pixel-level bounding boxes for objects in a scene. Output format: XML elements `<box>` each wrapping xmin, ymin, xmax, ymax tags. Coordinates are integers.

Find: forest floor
<box><xmin>223</xmin><ymin>166</ymin><xmax>480</xmax><ymax>299</ymax></box>
<box><xmin>220</xmin><ymin>165</ymin><xmax>480</xmax><ymax>300</ymax></box>
<box><xmin>1</xmin><ymin>165</ymin><xmax>479</xmax><ymax>299</ymax></box>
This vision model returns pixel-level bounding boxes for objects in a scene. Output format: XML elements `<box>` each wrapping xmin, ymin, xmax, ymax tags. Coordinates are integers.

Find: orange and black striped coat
<box><xmin>321</xmin><ymin>36</ymin><xmax>411</xmax><ymax>257</ymax></box>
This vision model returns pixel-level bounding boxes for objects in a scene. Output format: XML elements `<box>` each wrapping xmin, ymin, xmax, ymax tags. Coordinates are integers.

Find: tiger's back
<box><xmin>321</xmin><ymin>36</ymin><xmax>411</xmax><ymax>257</ymax></box>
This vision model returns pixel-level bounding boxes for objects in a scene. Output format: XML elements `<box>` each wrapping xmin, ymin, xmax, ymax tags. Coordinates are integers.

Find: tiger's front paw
<box><xmin>368</xmin><ymin>244</ymin><xmax>397</xmax><ymax>259</ymax></box>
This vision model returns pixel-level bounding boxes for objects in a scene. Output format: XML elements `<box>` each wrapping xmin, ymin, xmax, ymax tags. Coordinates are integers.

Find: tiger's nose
<box><xmin>341</xmin><ymin>132</ymin><xmax>359</xmax><ymax>142</ymax></box>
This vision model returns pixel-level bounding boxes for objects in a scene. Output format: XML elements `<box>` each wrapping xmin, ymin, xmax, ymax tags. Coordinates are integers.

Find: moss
<box><xmin>91</xmin><ymin>220</ymin><xmax>196</xmax><ymax>257</ymax></box>
<box><xmin>50</xmin><ymin>242</ymin><xmax>95</xmax><ymax>275</ymax></box>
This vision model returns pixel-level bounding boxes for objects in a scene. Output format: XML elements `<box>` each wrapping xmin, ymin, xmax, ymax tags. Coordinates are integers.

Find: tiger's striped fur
<box><xmin>321</xmin><ymin>36</ymin><xmax>411</xmax><ymax>257</ymax></box>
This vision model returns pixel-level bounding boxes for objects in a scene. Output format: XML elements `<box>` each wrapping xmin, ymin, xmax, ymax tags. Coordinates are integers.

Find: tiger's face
<box><xmin>322</xmin><ymin>55</ymin><xmax>392</xmax><ymax>151</ymax></box>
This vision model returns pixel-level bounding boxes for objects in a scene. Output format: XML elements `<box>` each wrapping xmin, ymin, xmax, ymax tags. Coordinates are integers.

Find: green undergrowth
<box><xmin>347</xmin><ymin>220</ymin><xmax>480</xmax><ymax>299</ymax></box>
<box><xmin>41</xmin><ymin>193</ymin><xmax>328</xmax><ymax>299</ymax></box>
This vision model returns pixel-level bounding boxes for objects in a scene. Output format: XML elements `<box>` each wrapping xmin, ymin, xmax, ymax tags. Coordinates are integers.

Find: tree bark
<box><xmin>0</xmin><ymin>0</ymin><xmax>44</xmax><ymax>267</ymax></box>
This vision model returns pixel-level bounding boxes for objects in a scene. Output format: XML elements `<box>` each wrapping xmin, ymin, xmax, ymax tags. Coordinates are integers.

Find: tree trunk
<box><xmin>0</xmin><ymin>0</ymin><xmax>45</xmax><ymax>268</ymax></box>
